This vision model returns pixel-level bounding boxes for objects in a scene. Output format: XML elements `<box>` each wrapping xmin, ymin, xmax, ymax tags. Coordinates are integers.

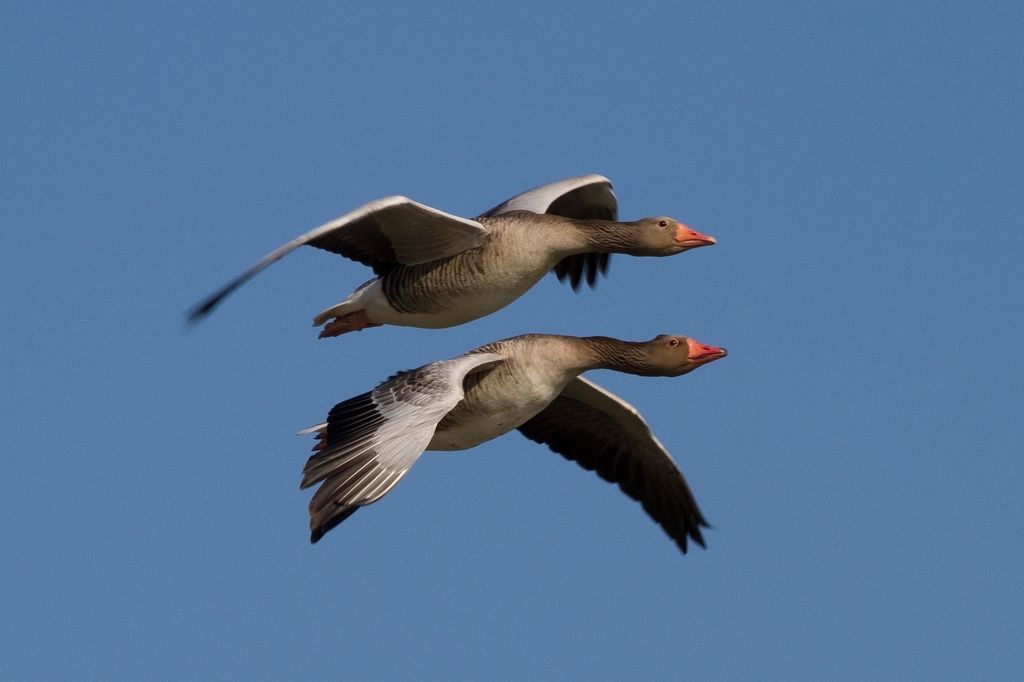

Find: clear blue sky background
<box><xmin>3</xmin><ymin>2</ymin><xmax>1022</xmax><ymax>679</ymax></box>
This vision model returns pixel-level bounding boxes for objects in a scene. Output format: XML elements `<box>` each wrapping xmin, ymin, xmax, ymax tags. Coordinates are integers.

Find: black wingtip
<box><xmin>309</xmin><ymin>507</ymin><xmax>359</xmax><ymax>544</ymax></box>
<box><xmin>683</xmin><ymin>516</ymin><xmax>711</xmax><ymax>554</ymax></box>
<box><xmin>557</xmin><ymin>267</ymin><xmax>586</xmax><ymax>291</ymax></box>
<box><xmin>553</xmin><ymin>254</ymin><xmax>609</xmax><ymax>292</ymax></box>
<box><xmin>184</xmin><ymin>293</ymin><xmax>223</xmax><ymax>327</ymax></box>
<box><xmin>584</xmin><ymin>254</ymin><xmax>600</xmax><ymax>288</ymax></box>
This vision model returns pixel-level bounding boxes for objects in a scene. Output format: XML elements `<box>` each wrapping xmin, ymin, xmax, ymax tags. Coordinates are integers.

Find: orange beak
<box><xmin>675</xmin><ymin>224</ymin><xmax>716</xmax><ymax>248</ymax></box>
<box><xmin>687</xmin><ymin>338</ymin><xmax>728</xmax><ymax>364</ymax></box>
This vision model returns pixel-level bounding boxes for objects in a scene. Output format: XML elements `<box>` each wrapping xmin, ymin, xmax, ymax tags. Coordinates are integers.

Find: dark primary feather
<box><xmin>300</xmin><ymin>391</ymin><xmax>383</xmax><ymax>488</ymax></box>
<box><xmin>310</xmin><ymin>508</ymin><xmax>358</xmax><ymax>544</ymax></box>
<box><xmin>554</xmin><ymin>252</ymin><xmax>610</xmax><ymax>290</ymax></box>
<box><xmin>301</xmin><ymin>391</ymin><xmax>388</xmax><ymax>543</ymax></box>
<box><xmin>517</xmin><ymin>390</ymin><xmax>708</xmax><ymax>554</ymax></box>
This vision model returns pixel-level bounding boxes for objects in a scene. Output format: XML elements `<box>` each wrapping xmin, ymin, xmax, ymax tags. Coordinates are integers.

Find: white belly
<box><xmin>373</xmin><ymin>273</ymin><xmax>546</xmax><ymax>329</ymax></box>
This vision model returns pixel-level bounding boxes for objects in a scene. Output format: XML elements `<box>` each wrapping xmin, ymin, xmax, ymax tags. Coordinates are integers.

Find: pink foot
<box><xmin>319</xmin><ymin>310</ymin><xmax>383</xmax><ymax>338</ymax></box>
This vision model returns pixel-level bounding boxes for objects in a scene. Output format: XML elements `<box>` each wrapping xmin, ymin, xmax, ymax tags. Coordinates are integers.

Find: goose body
<box><xmin>316</xmin><ymin>213</ymin><xmax>582</xmax><ymax>330</ymax></box>
<box><xmin>428</xmin><ymin>335</ymin><xmax>586</xmax><ymax>449</ymax></box>
<box><xmin>187</xmin><ymin>175</ymin><xmax>716</xmax><ymax>336</ymax></box>
<box><xmin>301</xmin><ymin>333</ymin><xmax>728</xmax><ymax>554</ymax></box>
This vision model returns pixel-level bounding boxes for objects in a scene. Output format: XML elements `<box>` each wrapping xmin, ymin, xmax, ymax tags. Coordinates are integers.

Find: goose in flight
<box><xmin>187</xmin><ymin>175</ymin><xmax>715</xmax><ymax>337</ymax></box>
<box><xmin>300</xmin><ymin>332</ymin><xmax>727</xmax><ymax>554</ymax></box>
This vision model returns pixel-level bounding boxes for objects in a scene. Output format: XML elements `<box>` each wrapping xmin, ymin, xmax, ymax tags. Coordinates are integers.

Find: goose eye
<box><xmin>668</xmin><ymin>338</ymin><xmax>680</xmax><ymax>347</ymax></box>
<box><xmin>658</xmin><ymin>220</ymin><xmax>669</xmax><ymax>228</ymax></box>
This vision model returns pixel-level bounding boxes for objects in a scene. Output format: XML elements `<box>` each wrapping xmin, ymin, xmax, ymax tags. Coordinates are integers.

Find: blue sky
<box><xmin>3</xmin><ymin>2</ymin><xmax>1022</xmax><ymax>679</ymax></box>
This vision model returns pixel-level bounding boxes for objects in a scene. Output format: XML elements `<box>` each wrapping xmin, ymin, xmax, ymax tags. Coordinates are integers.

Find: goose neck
<box><xmin>571</xmin><ymin>219</ymin><xmax>643</xmax><ymax>253</ymax></box>
<box><xmin>576</xmin><ymin>336</ymin><xmax>653</xmax><ymax>375</ymax></box>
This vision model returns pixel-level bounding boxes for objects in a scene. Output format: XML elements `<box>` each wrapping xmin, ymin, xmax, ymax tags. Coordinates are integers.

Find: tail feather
<box><xmin>312</xmin><ymin>300</ymin><xmax>357</xmax><ymax>326</ymax></box>
<box><xmin>312</xmin><ymin>277</ymin><xmax>378</xmax><ymax>326</ymax></box>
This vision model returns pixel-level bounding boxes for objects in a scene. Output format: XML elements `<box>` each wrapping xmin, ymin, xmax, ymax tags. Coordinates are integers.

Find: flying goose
<box><xmin>300</xmin><ymin>333</ymin><xmax>727</xmax><ymax>555</ymax></box>
<box><xmin>187</xmin><ymin>175</ymin><xmax>715</xmax><ymax>337</ymax></box>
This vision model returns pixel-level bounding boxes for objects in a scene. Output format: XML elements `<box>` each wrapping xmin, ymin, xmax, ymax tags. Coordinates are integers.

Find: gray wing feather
<box><xmin>187</xmin><ymin>196</ymin><xmax>489</xmax><ymax>324</ymax></box>
<box><xmin>477</xmin><ymin>174</ymin><xmax>617</xmax><ymax>220</ymax></box>
<box><xmin>302</xmin><ymin>352</ymin><xmax>503</xmax><ymax>543</ymax></box>
<box><xmin>517</xmin><ymin>376</ymin><xmax>709</xmax><ymax>555</ymax></box>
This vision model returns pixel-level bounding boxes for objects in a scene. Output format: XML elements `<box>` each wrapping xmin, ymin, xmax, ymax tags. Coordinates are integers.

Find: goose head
<box><xmin>629</xmin><ymin>218</ymin><xmax>717</xmax><ymax>256</ymax></box>
<box><xmin>628</xmin><ymin>334</ymin><xmax>728</xmax><ymax>376</ymax></box>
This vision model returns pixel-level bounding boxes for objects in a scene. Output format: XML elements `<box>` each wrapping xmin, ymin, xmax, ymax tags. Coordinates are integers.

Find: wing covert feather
<box><xmin>302</xmin><ymin>352</ymin><xmax>503</xmax><ymax>542</ymax></box>
<box><xmin>187</xmin><ymin>196</ymin><xmax>488</xmax><ymax>323</ymax></box>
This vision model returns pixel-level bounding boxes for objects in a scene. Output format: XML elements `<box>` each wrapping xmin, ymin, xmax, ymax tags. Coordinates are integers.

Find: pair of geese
<box><xmin>191</xmin><ymin>174</ymin><xmax>727</xmax><ymax>555</ymax></box>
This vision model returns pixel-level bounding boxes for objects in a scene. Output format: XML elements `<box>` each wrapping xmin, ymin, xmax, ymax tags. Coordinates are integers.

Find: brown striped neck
<box><xmin>575</xmin><ymin>336</ymin><xmax>663</xmax><ymax>375</ymax></box>
<box><xmin>571</xmin><ymin>219</ymin><xmax>647</xmax><ymax>253</ymax></box>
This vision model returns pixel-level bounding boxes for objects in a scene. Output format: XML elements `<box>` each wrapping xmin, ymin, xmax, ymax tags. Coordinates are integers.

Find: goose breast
<box><xmin>428</xmin><ymin>339</ymin><xmax>581</xmax><ymax>450</ymax></box>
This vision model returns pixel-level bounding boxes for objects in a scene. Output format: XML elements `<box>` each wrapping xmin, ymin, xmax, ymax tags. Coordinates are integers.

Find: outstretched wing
<box><xmin>517</xmin><ymin>376</ymin><xmax>709</xmax><ymax>555</ymax></box>
<box><xmin>477</xmin><ymin>174</ymin><xmax>617</xmax><ymax>220</ymax></box>
<box><xmin>187</xmin><ymin>196</ymin><xmax>489</xmax><ymax>323</ymax></box>
<box><xmin>301</xmin><ymin>352</ymin><xmax>503</xmax><ymax>543</ymax></box>
<box><xmin>478</xmin><ymin>174</ymin><xmax>618</xmax><ymax>291</ymax></box>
